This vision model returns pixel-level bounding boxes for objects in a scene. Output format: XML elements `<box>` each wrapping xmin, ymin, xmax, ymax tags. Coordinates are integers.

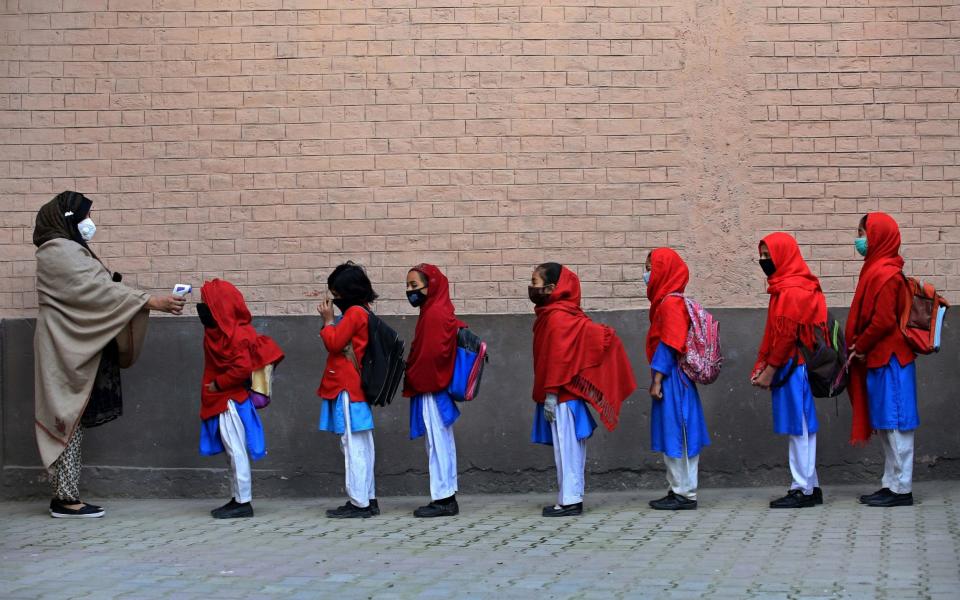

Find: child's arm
<box><xmin>850</xmin><ymin>277</ymin><xmax>899</xmax><ymax>358</ymax></box>
<box><xmin>319</xmin><ymin>306</ymin><xmax>363</xmax><ymax>352</ymax></box>
<box><xmin>211</xmin><ymin>341</ymin><xmax>254</xmax><ymax>391</ymax></box>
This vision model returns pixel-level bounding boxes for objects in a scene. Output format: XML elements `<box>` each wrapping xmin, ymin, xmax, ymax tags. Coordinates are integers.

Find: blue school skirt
<box><xmin>531</xmin><ymin>399</ymin><xmax>597</xmax><ymax>445</ymax></box>
<box><xmin>867</xmin><ymin>356</ymin><xmax>918</xmax><ymax>431</ymax></box>
<box><xmin>319</xmin><ymin>390</ymin><xmax>375</xmax><ymax>434</ymax></box>
<box><xmin>199</xmin><ymin>396</ymin><xmax>266</xmax><ymax>461</ymax></box>
<box><xmin>409</xmin><ymin>390</ymin><xmax>461</xmax><ymax>440</ymax></box>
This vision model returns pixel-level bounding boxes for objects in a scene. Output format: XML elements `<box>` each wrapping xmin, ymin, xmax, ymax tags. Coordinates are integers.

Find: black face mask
<box><xmin>406</xmin><ymin>289</ymin><xmax>427</xmax><ymax>307</ymax></box>
<box><xmin>528</xmin><ymin>285</ymin><xmax>552</xmax><ymax>306</ymax></box>
<box><xmin>759</xmin><ymin>258</ymin><xmax>776</xmax><ymax>277</ymax></box>
<box><xmin>197</xmin><ymin>303</ymin><xmax>218</xmax><ymax>329</ymax></box>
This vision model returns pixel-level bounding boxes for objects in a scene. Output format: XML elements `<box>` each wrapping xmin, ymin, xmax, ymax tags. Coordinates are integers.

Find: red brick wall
<box><xmin>0</xmin><ymin>1</ymin><xmax>956</xmax><ymax>316</ymax></box>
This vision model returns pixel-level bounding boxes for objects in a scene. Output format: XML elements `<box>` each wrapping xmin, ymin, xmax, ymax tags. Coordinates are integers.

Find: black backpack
<box><xmin>773</xmin><ymin>313</ymin><xmax>848</xmax><ymax>398</ymax></box>
<box><xmin>345</xmin><ymin>309</ymin><xmax>406</xmax><ymax>407</ymax></box>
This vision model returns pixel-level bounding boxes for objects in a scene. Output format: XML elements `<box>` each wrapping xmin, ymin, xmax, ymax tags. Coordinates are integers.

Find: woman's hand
<box><xmin>751</xmin><ymin>364</ymin><xmax>777</xmax><ymax>389</ymax></box>
<box><xmin>318</xmin><ymin>296</ymin><xmax>334</xmax><ymax>326</ymax></box>
<box><xmin>147</xmin><ymin>294</ymin><xmax>186</xmax><ymax>315</ymax></box>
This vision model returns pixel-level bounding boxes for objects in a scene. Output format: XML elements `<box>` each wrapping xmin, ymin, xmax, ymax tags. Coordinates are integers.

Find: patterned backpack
<box><xmin>666</xmin><ymin>293</ymin><xmax>723</xmax><ymax>384</ymax></box>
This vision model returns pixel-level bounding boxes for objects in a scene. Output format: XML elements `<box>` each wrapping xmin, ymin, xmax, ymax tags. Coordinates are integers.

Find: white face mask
<box><xmin>77</xmin><ymin>217</ymin><xmax>96</xmax><ymax>241</ymax></box>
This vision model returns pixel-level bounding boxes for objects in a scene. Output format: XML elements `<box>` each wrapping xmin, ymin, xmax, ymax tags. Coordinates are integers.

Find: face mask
<box><xmin>528</xmin><ymin>285</ymin><xmax>552</xmax><ymax>306</ymax></box>
<box><xmin>855</xmin><ymin>237</ymin><xmax>868</xmax><ymax>257</ymax></box>
<box><xmin>197</xmin><ymin>303</ymin><xmax>217</xmax><ymax>329</ymax></box>
<box><xmin>332</xmin><ymin>298</ymin><xmax>354</xmax><ymax>313</ymax></box>
<box><xmin>77</xmin><ymin>217</ymin><xmax>96</xmax><ymax>241</ymax></box>
<box><xmin>406</xmin><ymin>289</ymin><xmax>427</xmax><ymax>307</ymax></box>
<box><xmin>642</xmin><ymin>271</ymin><xmax>651</xmax><ymax>286</ymax></box>
<box><xmin>759</xmin><ymin>258</ymin><xmax>776</xmax><ymax>277</ymax></box>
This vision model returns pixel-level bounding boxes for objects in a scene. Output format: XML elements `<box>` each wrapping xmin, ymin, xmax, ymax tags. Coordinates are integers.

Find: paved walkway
<box><xmin>2</xmin><ymin>482</ymin><xmax>959</xmax><ymax>599</ymax></box>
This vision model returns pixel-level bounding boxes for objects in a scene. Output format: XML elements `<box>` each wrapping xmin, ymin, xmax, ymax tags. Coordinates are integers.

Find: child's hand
<box><xmin>206</xmin><ymin>381</ymin><xmax>219</xmax><ymax>393</ymax></box>
<box><xmin>751</xmin><ymin>365</ymin><xmax>776</xmax><ymax>389</ymax></box>
<box><xmin>649</xmin><ymin>380</ymin><xmax>663</xmax><ymax>400</ymax></box>
<box><xmin>318</xmin><ymin>295</ymin><xmax>334</xmax><ymax>326</ymax></box>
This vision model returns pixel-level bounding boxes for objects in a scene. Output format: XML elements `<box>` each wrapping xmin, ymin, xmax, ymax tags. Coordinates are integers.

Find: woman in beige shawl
<box><xmin>33</xmin><ymin>191</ymin><xmax>185</xmax><ymax>518</ymax></box>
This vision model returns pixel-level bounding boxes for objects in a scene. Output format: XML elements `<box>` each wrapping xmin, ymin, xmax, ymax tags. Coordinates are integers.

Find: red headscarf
<box><xmin>645</xmin><ymin>248</ymin><xmax>691</xmax><ymax>363</ymax></box>
<box><xmin>847</xmin><ymin>213</ymin><xmax>905</xmax><ymax>444</ymax></box>
<box><xmin>200</xmin><ymin>279</ymin><xmax>284</xmax><ymax>415</ymax></box>
<box><xmin>755</xmin><ymin>233</ymin><xmax>827</xmax><ymax>371</ymax></box>
<box><xmin>532</xmin><ymin>266</ymin><xmax>637</xmax><ymax>431</ymax></box>
<box><xmin>403</xmin><ymin>264</ymin><xmax>467</xmax><ymax>396</ymax></box>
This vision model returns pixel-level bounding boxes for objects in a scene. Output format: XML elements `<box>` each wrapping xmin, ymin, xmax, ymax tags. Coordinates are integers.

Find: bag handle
<box><xmin>343</xmin><ymin>341</ymin><xmax>361</xmax><ymax>374</ymax></box>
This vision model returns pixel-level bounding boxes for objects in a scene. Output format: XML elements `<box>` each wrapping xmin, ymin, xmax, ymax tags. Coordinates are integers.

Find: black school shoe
<box><xmin>414</xmin><ymin>495</ymin><xmax>459</xmax><ymax>518</ymax></box>
<box><xmin>859</xmin><ymin>488</ymin><xmax>892</xmax><ymax>504</ymax></box>
<box><xmin>213</xmin><ymin>500</ymin><xmax>253</xmax><ymax>519</ymax></box>
<box><xmin>49</xmin><ymin>498</ymin><xmax>105</xmax><ymax>519</ymax></box>
<box><xmin>813</xmin><ymin>487</ymin><xmax>823</xmax><ymax>505</ymax></box>
<box><xmin>326</xmin><ymin>501</ymin><xmax>373</xmax><ymax>519</ymax></box>
<box><xmin>866</xmin><ymin>492</ymin><xmax>913</xmax><ymax>507</ymax></box>
<box><xmin>770</xmin><ymin>489</ymin><xmax>815</xmax><ymax>509</ymax></box>
<box><xmin>369</xmin><ymin>499</ymin><xmax>380</xmax><ymax>516</ymax></box>
<box><xmin>649</xmin><ymin>491</ymin><xmax>698</xmax><ymax>511</ymax></box>
<box><xmin>542</xmin><ymin>502</ymin><xmax>583</xmax><ymax>517</ymax></box>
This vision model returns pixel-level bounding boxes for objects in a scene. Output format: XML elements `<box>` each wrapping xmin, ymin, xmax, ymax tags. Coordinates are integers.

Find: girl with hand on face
<box><xmin>529</xmin><ymin>262</ymin><xmax>636</xmax><ymax>517</ymax></box>
<box><xmin>317</xmin><ymin>262</ymin><xmax>380</xmax><ymax>519</ymax></box>
<box><xmin>644</xmin><ymin>248</ymin><xmax>710</xmax><ymax>511</ymax></box>
<box><xmin>403</xmin><ymin>264</ymin><xmax>467</xmax><ymax>518</ymax></box>
<box><xmin>751</xmin><ymin>233</ymin><xmax>826</xmax><ymax>509</ymax></box>
<box><xmin>847</xmin><ymin>213</ymin><xmax>918</xmax><ymax>508</ymax></box>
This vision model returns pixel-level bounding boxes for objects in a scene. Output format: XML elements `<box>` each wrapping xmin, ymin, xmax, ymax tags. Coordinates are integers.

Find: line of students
<box><xmin>196</xmin><ymin>211</ymin><xmax>922</xmax><ymax>519</ymax></box>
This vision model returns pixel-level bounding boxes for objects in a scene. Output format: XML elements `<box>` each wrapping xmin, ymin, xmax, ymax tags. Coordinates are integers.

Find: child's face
<box><xmin>645</xmin><ymin>252</ymin><xmax>652</xmax><ymax>272</ymax></box>
<box><xmin>858</xmin><ymin>224</ymin><xmax>866</xmax><ymax>237</ymax></box>
<box><xmin>530</xmin><ymin>269</ymin><xmax>555</xmax><ymax>292</ymax></box>
<box><xmin>406</xmin><ymin>270</ymin><xmax>428</xmax><ymax>294</ymax></box>
<box><xmin>329</xmin><ymin>288</ymin><xmax>341</xmax><ymax>299</ymax></box>
<box><xmin>759</xmin><ymin>242</ymin><xmax>771</xmax><ymax>260</ymax></box>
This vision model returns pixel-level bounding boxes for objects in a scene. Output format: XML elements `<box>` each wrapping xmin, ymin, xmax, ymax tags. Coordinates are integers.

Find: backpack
<box><xmin>447</xmin><ymin>328</ymin><xmax>489</xmax><ymax>402</ymax></box>
<box><xmin>666</xmin><ymin>293</ymin><xmax>722</xmax><ymax>385</ymax></box>
<box><xmin>345</xmin><ymin>309</ymin><xmax>406</xmax><ymax>407</ymax></box>
<box><xmin>777</xmin><ymin>313</ymin><xmax>848</xmax><ymax>399</ymax></box>
<box><xmin>899</xmin><ymin>274</ymin><xmax>949</xmax><ymax>355</ymax></box>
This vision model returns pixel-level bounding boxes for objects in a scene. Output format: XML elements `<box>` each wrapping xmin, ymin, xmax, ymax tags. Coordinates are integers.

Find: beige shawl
<box><xmin>34</xmin><ymin>239</ymin><xmax>150</xmax><ymax>468</ymax></box>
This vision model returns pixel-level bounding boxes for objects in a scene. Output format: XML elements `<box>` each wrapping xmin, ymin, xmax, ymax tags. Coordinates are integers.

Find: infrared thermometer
<box><xmin>172</xmin><ymin>284</ymin><xmax>192</xmax><ymax>297</ymax></box>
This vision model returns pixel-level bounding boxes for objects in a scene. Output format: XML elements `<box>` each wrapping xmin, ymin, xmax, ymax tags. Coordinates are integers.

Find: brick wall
<box><xmin>0</xmin><ymin>0</ymin><xmax>956</xmax><ymax>316</ymax></box>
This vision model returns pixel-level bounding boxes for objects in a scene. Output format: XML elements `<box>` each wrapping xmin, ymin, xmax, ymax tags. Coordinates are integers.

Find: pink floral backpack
<box><xmin>667</xmin><ymin>293</ymin><xmax>722</xmax><ymax>384</ymax></box>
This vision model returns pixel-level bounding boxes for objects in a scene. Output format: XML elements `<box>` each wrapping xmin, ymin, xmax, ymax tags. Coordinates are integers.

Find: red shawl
<box><xmin>200</xmin><ymin>279</ymin><xmax>284</xmax><ymax>419</ymax></box>
<box><xmin>755</xmin><ymin>233</ymin><xmax>827</xmax><ymax>371</ymax></box>
<box><xmin>847</xmin><ymin>213</ymin><xmax>905</xmax><ymax>444</ymax></box>
<box><xmin>403</xmin><ymin>264</ymin><xmax>466</xmax><ymax>396</ymax></box>
<box><xmin>532</xmin><ymin>267</ymin><xmax>637</xmax><ymax>431</ymax></box>
<box><xmin>645</xmin><ymin>248</ymin><xmax>691</xmax><ymax>363</ymax></box>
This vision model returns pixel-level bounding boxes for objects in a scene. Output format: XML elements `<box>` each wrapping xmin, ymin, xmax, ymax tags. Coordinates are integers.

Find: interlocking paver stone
<box><xmin>2</xmin><ymin>482</ymin><xmax>959</xmax><ymax>599</ymax></box>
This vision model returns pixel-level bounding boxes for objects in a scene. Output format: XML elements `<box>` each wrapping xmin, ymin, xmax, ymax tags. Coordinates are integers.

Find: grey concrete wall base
<box><xmin>3</xmin><ymin>310</ymin><xmax>958</xmax><ymax>499</ymax></box>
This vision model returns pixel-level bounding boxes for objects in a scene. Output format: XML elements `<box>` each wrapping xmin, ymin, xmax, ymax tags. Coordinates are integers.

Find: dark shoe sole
<box><xmin>326</xmin><ymin>509</ymin><xmax>373</xmax><ymax>519</ymax></box>
<box><xmin>650</xmin><ymin>502</ymin><xmax>697</xmax><ymax>511</ymax></box>
<box><xmin>414</xmin><ymin>507</ymin><xmax>460</xmax><ymax>518</ymax></box>
<box><xmin>866</xmin><ymin>496</ymin><xmax>913</xmax><ymax>508</ymax></box>
<box><xmin>213</xmin><ymin>508</ymin><xmax>253</xmax><ymax>519</ymax></box>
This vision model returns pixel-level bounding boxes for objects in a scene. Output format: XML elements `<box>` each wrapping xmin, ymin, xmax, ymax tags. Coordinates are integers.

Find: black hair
<box><xmin>859</xmin><ymin>214</ymin><xmax>868</xmax><ymax>229</ymax></box>
<box><xmin>328</xmin><ymin>261</ymin><xmax>378</xmax><ymax>304</ymax></box>
<box><xmin>536</xmin><ymin>262</ymin><xmax>562</xmax><ymax>285</ymax></box>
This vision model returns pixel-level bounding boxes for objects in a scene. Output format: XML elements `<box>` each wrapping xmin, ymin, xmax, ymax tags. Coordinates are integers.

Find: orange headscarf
<box><xmin>755</xmin><ymin>233</ymin><xmax>827</xmax><ymax>371</ymax></box>
<box><xmin>532</xmin><ymin>267</ymin><xmax>637</xmax><ymax>431</ymax></box>
<box><xmin>846</xmin><ymin>213</ymin><xmax>905</xmax><ymax>444</ymax></box>
<box><xmin>645</xmin><ymin>248</ymin><xmax>691</xmax><ymax>363</ymax></box>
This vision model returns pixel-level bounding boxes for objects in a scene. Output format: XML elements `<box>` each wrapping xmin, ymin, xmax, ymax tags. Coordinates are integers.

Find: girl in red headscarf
<box><xmin>198</xmin><ymin>279</ymin><xmax>284</xmax><ymax>519</ymax></box>
<box><xmin>751</xmin><ymin>234</ymin><xmax>826</xmax><ymax>509</ymax></box>
<box><xmin>529</xmin><ymin>263</ymin><xmax>637</xmax><ymax>517</ymax></box>
<box><xmin>847</xmin><ymin>213</ymin><xmax>917</xmax><ymax>508</ymax></box>
<box><xmin>403</xmin><ymin>264</ymin><xmax>467</xmax><ymax>518</ymax></box>
<box><xmin>645</xmin><ymin>248</ymin><xmax>710</xmax><ymax>511</ymax></box>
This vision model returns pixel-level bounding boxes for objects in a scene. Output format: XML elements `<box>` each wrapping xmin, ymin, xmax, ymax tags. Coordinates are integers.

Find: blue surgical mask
<box><xmin>642</xmin><ymin>271</ymin><xmax>651</xmax><ymax>285</ymax></box>
<box><xmin>855</xmin><ymin>237</ymin><xmax>868</xmax><ymax>257</ymax></box>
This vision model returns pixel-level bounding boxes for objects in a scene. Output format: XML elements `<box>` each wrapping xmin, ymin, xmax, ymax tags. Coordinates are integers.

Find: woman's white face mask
<box><xmin>77</xmin><ymin>217</ymin><xmax>96</xmax><ymax>241</ymax></box>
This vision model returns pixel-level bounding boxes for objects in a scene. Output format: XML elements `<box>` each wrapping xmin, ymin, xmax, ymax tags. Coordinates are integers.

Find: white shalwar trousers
<box><xmin>879</xmin><ymin>429</ymin><xmax>914</xmax><ymax>494</ymax></box>
<box><xmin>551</xmin><ymin>402</ymin><xmax>587</xmax><ymax>507</ymax></box>
<box><xmin>664</xmin><ymin>449</ymin><xmax>699</xmax><ymax>501</ymax></box>
<box><xmin>422</xmin><ymin>393</ymin><xmax>458</xmax><ymax>501</ymax></box>
<box><xmin>788</xmin><ymin>415</ymin><xmax>819</xmax><ymax>496</ymax></box>
<box><xmin>219</xmin><ymin>400</ymin><xmax>252</xmax><ymax>504</ymax></box>
<box><xmin>340</xmin><ymin>395</ymin><xmax>376</xmax><ymax>508</ymax></box>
